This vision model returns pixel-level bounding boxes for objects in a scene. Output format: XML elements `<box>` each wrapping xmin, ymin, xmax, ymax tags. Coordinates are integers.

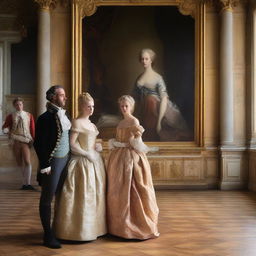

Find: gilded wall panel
<box><xmin>166</xmin><ymin>160</ymin><xmax>184</xmax><ymax>179</ymax></box>
<box><xmin>206</xmin><ymin>158</ymin><xmax>218</xmax><ymax>178</ymax></box>
<box><xmin>150</xmin><ymin>159</ymin><xmax>166</xmax><ymax>181</ymax></box>
<box><xmin>184</xmin><ymin>159</ymin><xmax>202</xmax><ymax>179</ymax></box>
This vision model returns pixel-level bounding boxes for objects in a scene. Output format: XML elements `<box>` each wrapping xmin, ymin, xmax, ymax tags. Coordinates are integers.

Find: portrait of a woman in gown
<box><xmin>133</xmin><ymin>48</ymin><xmax>192</xmax><ymax>141</ymax></box>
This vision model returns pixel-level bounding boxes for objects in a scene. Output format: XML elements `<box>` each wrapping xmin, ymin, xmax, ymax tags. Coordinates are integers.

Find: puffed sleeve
<box><xmin>129</xmin><ymin>125</ymin><xmax>149</xmax><ymax>153</ymax></box>
<box><xmin>70</xmin><ymin>119</ymin><xmax>83</xmax><ymax>133</ymax></box>
<box><xmin>130</xmin><ymin>125</ymin><xmax>159</xmax><ymax>153</ymax></box>
<box><xmin>131</xmin><ymin>125</ymin><xmax>144</xmax><ymax>137</ymax></box>
<box><xmin>157</xmin><ymin>76</ymin><xmax>168</xmax><ymax>99</ymax></box>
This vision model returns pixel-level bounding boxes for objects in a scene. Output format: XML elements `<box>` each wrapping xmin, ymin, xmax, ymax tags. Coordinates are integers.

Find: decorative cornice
<box><xmin>34</xmin><ymin>0</ymin><xmax>58</xmax><ymax>10</ymax></box>
<box><xmin>176</xmin><ymin>0</ymin><xmax>197</xmax><ymax>18</ymax></box>
<box><xmin>74</xmin><ymin>0</ymin><xmax>199</xmax><ymax>18</ymax></box>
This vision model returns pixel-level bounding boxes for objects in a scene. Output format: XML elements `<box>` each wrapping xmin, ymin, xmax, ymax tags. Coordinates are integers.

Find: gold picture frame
<box><xmin>71</xmin><ymin>0</ymin><xmax>205</xmax><ymax>148</ymax></box>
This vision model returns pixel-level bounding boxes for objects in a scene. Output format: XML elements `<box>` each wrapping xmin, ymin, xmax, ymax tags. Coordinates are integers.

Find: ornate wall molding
<box><xmin>75</xmin><ymin>0</ymin><xmax>98</xmax><ymax>17</ymax></box>
<box><xmin>74</xmin><ymin>0</ymin><xmax>198</xmax><ymax>18</ymax></box>
<box><xmin>176</xmin><ymin>0</ymin><xmax>197</xmax><ymax>18</ymax></box>
<box><xmin>202</xmin><ymin>0</ymin><xmax>248</xmax><ymax>12</ymax></box>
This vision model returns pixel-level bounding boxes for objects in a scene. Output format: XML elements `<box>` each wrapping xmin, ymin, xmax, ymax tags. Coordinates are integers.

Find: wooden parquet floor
<box><xmin>1</xmin><ymin>169</ymin><xmax>256</xmax><ymax>256</ymax></box>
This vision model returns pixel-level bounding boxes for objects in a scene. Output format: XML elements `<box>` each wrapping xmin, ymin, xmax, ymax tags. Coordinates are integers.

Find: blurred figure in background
<box><xmin>2</xmin><ymin>97</ymin><xmax>35</xmax><ymax>190</ymax></box>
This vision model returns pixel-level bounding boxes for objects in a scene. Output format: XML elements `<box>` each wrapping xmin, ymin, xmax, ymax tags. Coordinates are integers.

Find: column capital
<box><xmin>219</xmin><ymin>0</ymin><xmax>238</xmax><ymax>11</ymax></box>
<box><xmin>34</xmin><ymin>0</ymin><xmax>57</xmax><ymax>10</ymax></box>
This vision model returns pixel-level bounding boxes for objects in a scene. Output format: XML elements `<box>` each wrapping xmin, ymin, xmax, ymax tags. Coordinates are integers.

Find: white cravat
<box><xmin>57</xmin><ymin>108</ymin><xmax>71</xmax><ymax>131</ymax></box>
<box><xmin>50</xmin><ymin>103</ymin><xmax>71</xmax><ymax>131</ymax></box>
<box><xmin>16</xmin><ymin>110</ymin><xmax>26</xmax><ymax>119</ymax></box>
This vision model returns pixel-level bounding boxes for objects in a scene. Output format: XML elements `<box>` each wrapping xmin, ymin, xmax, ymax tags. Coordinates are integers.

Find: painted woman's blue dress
<box><xmin>134</xmin><ymin>75</ymin><xmax>192</xmax><ymax>141</ymax></box>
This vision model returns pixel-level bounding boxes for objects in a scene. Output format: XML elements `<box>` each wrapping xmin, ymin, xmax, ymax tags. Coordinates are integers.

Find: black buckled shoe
<box><xmin>26</xmin><ymin>185</ymin><xmax>36</xmax><ymax>190</ymax></box>
<box><xmin>43</xmin><ymin>233</ymin><xmax>62</xmax><ymax>249</ymax></box>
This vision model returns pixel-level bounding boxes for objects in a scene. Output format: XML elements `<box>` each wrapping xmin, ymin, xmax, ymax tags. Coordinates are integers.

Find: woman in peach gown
<box><xmin>107</xmin><ymin>95</ymin><xmax>159</xmax><ymax>240</ymax></box>
<box><xmin>53</xmin><ymin>93</ymin><xmax>107</xmax><ymax>241</ymax></box>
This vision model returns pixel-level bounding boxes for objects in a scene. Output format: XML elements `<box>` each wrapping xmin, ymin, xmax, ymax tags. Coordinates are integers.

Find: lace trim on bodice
<box><xmin>71</xmin><ymin>127</ymin><xmax>99</xmax><ymax>136</ymax></box>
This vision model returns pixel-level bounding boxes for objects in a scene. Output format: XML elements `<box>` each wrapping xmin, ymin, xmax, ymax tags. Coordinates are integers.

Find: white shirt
<box><xmin>51</xmin><ymin>103</ymin><xmax>71</xmax><ymax>131</ymax></box>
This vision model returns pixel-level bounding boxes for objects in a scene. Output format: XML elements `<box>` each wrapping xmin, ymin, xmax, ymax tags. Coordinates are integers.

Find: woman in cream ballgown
<box><xmin>53</xmin><ymin>93</ymin><xmax>107</xmax><ymax>241</ymax></box>
<box><xmin>107</xmin><ymin>95</ymin><xmax>159</xmax><ymax>240</ymax></box>
<box><xmin>133</xmin><ymin>48</ymin><xmax>192</xmax><ymax>141</ymax></box>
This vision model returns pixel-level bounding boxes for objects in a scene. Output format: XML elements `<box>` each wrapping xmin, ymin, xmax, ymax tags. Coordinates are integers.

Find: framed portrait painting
<box><xmin>72</xmin><ymin>0</ymin><xmax>204</xmax><ymax>146</ymax></box>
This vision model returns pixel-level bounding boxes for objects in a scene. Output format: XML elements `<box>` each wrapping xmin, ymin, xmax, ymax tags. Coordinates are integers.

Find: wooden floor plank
<box><xmin>1</xmin><ymin>168</ymin><xmax>256</xmax><ymax>255</ymax></box>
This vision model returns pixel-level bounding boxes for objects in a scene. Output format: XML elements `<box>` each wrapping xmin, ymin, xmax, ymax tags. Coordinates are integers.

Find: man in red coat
<box><xmin>2</xmin><ymin>97</ymin><xmax>35</xmax><ymax>190</ymax></box>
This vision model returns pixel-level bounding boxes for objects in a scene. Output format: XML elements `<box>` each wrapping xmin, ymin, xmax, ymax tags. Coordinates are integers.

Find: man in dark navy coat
<box><xmin>34</xmin><ymin>85</ymin><xmax>71</xmax><ymax>249</ymax></box>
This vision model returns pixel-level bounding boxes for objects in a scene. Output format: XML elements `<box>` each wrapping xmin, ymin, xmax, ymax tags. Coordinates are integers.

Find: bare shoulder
<box><xmin>153</xmin><ymin>71</ymin><xmax>162</xmax><ymax>80</ymax></box>
<box><xmin>71</xmin><ymin>118</ymin><xmax>81</xmax><ymax>127</ymax></box>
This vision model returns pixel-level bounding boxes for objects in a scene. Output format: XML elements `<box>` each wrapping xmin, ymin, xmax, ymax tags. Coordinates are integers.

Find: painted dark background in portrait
<box><xmin>82</xmin><ymin>6</ymin><xmax>195</xmax><ymax>141</ymax></box>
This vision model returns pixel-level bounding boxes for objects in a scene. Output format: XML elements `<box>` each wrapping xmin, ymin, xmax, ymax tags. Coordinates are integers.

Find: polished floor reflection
<box><xmin>1</xmin><ymin>168</ymin><xmax>256</xmax><ymax>256</ymax></box>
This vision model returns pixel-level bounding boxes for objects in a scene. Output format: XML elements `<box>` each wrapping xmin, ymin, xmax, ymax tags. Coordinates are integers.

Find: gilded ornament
<box><xmin>176</xmin><ymin>0</ymin><xmax>197</xmax><ymax>18</ymax></box>
<box><xmin>74</xmin><ymin>0</ymin><xmax>98</xmax><ymax>17</ymax></box>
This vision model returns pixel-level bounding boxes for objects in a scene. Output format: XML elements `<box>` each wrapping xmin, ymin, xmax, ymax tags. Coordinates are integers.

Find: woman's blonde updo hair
<box><xmin>78</xmin><ymin>92</ymin><xmax>94</xmax><ymax>113</ymax></box>
<box><xmin>139</xmin><ymin>48</ymin><xmax>156</xmax><ymax>63</ymax></box>
<box><xmin>118</xmin><ymin>95</ymin><xmax>135</xmax><ymax>113</ymax></box>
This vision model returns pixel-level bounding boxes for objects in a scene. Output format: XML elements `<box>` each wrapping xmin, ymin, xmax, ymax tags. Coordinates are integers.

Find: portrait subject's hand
<box><xmin>3</xmin><ymin>127</ymin><xmax>9</xmax><ymax>134</ymax></box>
<box><xmin>156</xmin><ymin>122</ymin><xmax>161</xmax><ymax>134</ymax></box>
